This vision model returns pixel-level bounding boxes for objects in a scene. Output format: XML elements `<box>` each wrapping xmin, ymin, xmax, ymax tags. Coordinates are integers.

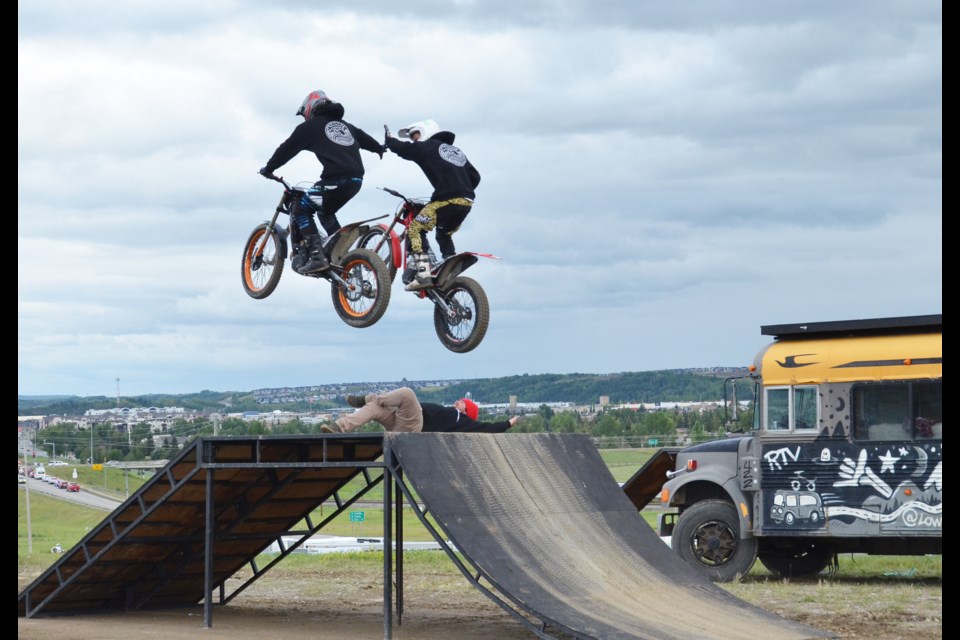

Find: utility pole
<box><xmin>25</xmin><ymin>429</ymin><xmax>33</xmax><ymax>553</ymax></box>
<box><xmin>44</xmin><ymin>440</ymin><xmax>56</xmax><ymax>462</ymax></box>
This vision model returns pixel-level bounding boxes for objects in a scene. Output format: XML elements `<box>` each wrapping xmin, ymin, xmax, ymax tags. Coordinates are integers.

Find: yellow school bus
<box><xmin>640</xmin><ymin>315</ymin><xmax>942</xmax><ymax>581</ymax></box>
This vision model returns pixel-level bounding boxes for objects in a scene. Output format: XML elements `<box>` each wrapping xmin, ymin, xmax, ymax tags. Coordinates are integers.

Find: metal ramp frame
<box><xmin>18</xmin><ymin>434</ymin><xmax>390</xmax><ymax>627</ymax></box>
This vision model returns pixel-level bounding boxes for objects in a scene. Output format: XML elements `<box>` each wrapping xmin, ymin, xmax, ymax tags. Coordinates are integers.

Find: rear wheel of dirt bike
<box><xmin>357</xmin><ymin>228</ymin><xmax>397</xmax><ymax>283</ymax></box>
<box><xmin>241</xmin><ymin>224</ymin><xmax>284</xmax><ymax>299</ymax></box>
<box><xmin>433</xmin><ymin>276</ymin><xmax>489</xmax><ymax>353</ymax></box>
<box><xmin>331</xmin><ymin>248</ymin><xmax>392</xmax><ymax>328</ymax></box>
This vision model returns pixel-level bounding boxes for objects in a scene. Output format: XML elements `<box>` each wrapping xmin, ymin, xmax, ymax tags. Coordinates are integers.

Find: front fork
<box><xmin>254</xmin><ymin>196</ymin><xmax>291</xmax><ymax>258</ymax></box>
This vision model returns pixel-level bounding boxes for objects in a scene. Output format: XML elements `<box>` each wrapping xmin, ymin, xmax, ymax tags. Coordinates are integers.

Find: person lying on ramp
<box><xmin>321</xmin><ymin>386</ymin><xmax>517</xmax><ymax>434</ymax></box>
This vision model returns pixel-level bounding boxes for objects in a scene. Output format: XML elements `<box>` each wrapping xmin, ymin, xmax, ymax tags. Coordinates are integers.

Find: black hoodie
<box><xmin>386</xmin><ymin>131</ymin><xmax>481</xmax><ymax>201</ymax></box>
<box><xmin>263</xmin><ymin>102</ymin><xmax>382</xmax><ymax>180</ymax></box>
<box><xmin>420</xmin><ymin>403</ymin><xmax>512</xmax><ymax>433</ymax></box>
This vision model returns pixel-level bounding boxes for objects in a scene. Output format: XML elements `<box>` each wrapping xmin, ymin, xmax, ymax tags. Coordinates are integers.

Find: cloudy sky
<box><xmin>18</xmin><ymin>1</ymin><xmax>941</xmax><ymax>398</ymax></box>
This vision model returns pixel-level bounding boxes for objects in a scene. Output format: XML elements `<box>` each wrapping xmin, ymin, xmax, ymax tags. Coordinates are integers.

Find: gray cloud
<box><xmin>18</xmin><ymin>1</ymin><xmax>941</xmax><ymax>396</ymax></box>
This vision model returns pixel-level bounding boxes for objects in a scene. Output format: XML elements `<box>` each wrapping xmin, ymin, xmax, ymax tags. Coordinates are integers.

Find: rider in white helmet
<box><xmin>398</xmin><ymin>119</ymin><xmax>441</xmax><ymax>142</ymax></box>
<box><xmin>385</xmin><ymin>119</ymin><xmax>481</xmax><ymax>291</ymax></box>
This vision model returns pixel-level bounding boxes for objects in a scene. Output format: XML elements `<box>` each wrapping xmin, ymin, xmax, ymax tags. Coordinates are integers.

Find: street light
<box><xmin>43</xmin><ymin>440</ymin><xmax>56</xmax><ymax>462</ymax></box>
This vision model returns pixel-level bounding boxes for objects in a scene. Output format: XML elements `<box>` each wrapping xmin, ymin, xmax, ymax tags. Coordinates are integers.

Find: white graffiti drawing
<box><xmin>826</xmin><ymin>501</ymin><xmax>941</xmax><ymax>526</ymax></box>
<box><xmin>763</xmin><ymin>446</ymin><xmax>800</xmax><ymax>471</ymax></box>
<box><xmin>923</xmin><ymin>461</ymin><xmax>942</xmax><ymax>492</ymax></box>
<box><xmin>835</xmin><ymin>450</ymin><xmax>893</xmax><ymax>498</ymax></box>
<box><xmin>790</xmin><ymin>471</ymin><xmax>816</xmax><ymax>492</ymax></box>
<box><xmin>878</xmin><ymin>450</ymin><xmax>900</xmax><ymax>474</ymax></box>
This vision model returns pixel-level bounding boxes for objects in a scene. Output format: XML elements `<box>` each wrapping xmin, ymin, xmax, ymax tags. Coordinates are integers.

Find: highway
<box><xmin>19</xmin><ymin>476</ymin><xmax>121</xmax><ymax>511</ymax></box>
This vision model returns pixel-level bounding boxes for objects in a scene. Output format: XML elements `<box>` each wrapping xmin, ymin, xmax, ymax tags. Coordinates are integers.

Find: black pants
<box><xmin>292</xmin><ymin>177</ymin><xmax>363</xmax><ymax>237</ymax></box>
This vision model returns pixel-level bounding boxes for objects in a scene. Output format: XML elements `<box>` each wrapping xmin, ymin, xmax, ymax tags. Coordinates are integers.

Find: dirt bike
<box><xmin>355</xmin><ymin>187</ymin><xmax>497</xmax><ymax>353</ymax></box>
<box><xmin>241</xmin><ymin>174</ymin><xmax>391</xmax><ymax>328</ymax></box>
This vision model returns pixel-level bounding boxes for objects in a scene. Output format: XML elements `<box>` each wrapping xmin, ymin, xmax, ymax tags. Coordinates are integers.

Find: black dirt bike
<box><xmin>355</xmin><ymin>187</ymin><xmax>497</xmax><ymax>353</ymax></box>
<box><xmin>241</xmin><ymin>175</ymin><xmax>391</xmax><ymax>328</ymax></box>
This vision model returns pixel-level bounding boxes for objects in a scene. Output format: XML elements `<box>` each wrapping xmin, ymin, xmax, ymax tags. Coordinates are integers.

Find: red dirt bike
<box><xmin>241</xmin><ymin>175</ymin><xmax>391</xmax><ymax>328</ymax></box>
<box><xmin>355</xmin><ymin>187</ymin><xmax>497</xmax><ymax>353</ymax></box>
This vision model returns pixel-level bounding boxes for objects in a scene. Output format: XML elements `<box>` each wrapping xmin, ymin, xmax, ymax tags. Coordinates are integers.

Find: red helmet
<box><xmin>458</xmin><ymin>398</ymin><xmax>479</xmax><ymax>421</ymax></box>
<box><xmin>296</xmin><ymin>90</ymin><xmax>332</xmax><ymax>120</ymax></box>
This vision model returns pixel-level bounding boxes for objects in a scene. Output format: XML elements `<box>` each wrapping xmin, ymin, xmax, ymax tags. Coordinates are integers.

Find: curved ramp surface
<box><xmin>388</xmin><ymin>433</ymin><xmax>831</xmax><ymax>640</ymax></box>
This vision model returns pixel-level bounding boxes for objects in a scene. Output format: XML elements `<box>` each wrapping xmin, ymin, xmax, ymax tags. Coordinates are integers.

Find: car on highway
<box><xmin>66</xmin><ymin>482</ymin><xmax>80</xmax><ymax>492</ymax></box>
<box><xmin>18</xmin><ymin>475</ymin><xmax>26</xmax><ymax>484</ymax></box>
<box><xmin>48</xmin><ymin>460</ymin><xmax>69</xmax><ymax>467</ymax></box>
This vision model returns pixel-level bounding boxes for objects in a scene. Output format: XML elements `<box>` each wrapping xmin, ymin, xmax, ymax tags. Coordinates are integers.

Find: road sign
<box><xmin>92</xmin><ymin>464</ymin><xmax>104</xmax><ymax>471</ymax></box>
<box><xmin>349</xmin><ymin>511</ymin><xmax>365</xmax><ymax>522</ymax></box>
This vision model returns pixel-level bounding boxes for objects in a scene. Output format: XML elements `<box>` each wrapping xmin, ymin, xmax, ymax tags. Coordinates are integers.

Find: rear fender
<box><xmin>435</xmin><ymin>251</ymin><xmax>500</xmax><ymax>289</ymax></box>
<box><xmin>329</xmin><ymin>215</ymin><xmax>388</xmax><ymax>264</ymax></box>
<box><xmin>435</xmin><ymin>254</ymin><xmax>478</xmax><ymax>289</ymax></box>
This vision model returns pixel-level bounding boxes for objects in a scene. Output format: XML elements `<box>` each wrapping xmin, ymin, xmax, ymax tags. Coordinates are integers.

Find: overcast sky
<box><xmin>18</xmin><ymin>1</ymin><xmax>941</xmax><ymax>398</ymax></box>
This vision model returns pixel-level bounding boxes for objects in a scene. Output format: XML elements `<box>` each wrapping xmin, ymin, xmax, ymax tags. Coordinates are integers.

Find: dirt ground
<box><xmin>18</xmin><ymin>563</ymin><xmax>941</xmax><ymax>640</ymax></box>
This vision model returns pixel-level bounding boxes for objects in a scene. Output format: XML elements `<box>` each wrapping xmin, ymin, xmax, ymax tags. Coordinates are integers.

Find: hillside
<box><xmin>18</xmin><ymin>368</ymin><xmax>750</xmax><ymax>415</ymax></box>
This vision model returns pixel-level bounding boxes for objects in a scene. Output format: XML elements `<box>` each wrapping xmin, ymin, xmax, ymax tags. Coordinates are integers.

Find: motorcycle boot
<box><xmin>403</xmin><ymin>253</ymin><xmax>434</xmax><ymax>291</ymax></box>
<box><xmin>300</xmin><ymin>235</ymin><xmax>330</xmax><ymax>273</ymax></box>
<box><xmin>402</xmin><ymin>254</ymin><xmax>417</xmax><ymax>285</ymax></box>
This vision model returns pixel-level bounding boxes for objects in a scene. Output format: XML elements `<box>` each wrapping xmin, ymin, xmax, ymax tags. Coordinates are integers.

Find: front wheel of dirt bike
<box><xmin>433</xmin><ymin>276</ymin><xmax>490</xmax><ymax>353</ymax></box>
<box><xmin>331</xmin><ymin>248</ymin><xmax>392</xmax><ymax>328</ymax></box>
<box><xmin>241</xmin><ymin>224</ymin><xmax>284</xmax><ymax>299</ymax></box>
<box><xmin>357</xmin><ymin>228</ymin><xmax>397</xmax><ymax>283</ymax></box>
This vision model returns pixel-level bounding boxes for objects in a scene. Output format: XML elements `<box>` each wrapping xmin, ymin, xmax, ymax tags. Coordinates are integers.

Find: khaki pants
<box><xmin>335</xmin><ymin>387</ymin><xmax>424</xmax><ymax>433</ymax></box>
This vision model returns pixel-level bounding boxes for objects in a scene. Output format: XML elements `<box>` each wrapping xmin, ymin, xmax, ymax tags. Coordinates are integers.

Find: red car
<box><xmin>66</xmin><ymin>482</ymin><xmax>80</xmax><ymax>492</ymax></box>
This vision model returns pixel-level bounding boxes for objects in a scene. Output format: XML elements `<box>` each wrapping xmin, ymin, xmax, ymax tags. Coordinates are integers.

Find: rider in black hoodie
<box><xmin>384</xmin><ymin>120</ymin><xmax>481</xmax><ymax>290</ymax></box>
<box><xmin>260</xmin><ymin>90</ymin><xmax>383</xmax><ymax>273</ymax></box>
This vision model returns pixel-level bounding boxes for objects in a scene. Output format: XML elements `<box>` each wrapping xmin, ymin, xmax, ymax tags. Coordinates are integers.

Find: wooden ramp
<box><xmin>387</xmin><ymin>432</ymin><xmax>831</xmax><ymax>640</ymax></box>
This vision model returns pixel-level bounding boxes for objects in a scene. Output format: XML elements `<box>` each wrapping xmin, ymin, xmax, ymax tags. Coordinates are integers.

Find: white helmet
<box><xmin>398</xmin><ymin>119</ymin><xmax>440</xmax><ymax>140</ymax></box>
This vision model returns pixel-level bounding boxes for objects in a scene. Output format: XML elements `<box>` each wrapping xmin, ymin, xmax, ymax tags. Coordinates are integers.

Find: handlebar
<box><xmin>378</xmin><ymin>186</ymin><xmax>405</xmax><ymax>199</ymax></box>
<box><xmin>259</xmin><ymin>171</ymin><xmax>291</xmax><ymax>190</ymax></box>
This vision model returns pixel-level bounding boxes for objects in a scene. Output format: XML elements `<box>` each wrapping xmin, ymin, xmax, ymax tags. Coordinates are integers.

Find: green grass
<box><xmin>19</xmin><ymin>450</ymin><xmax>942</xmax><ymax>586</ymax></box>
<box><xmin>19</xmin><ymin>484</ymin><xmax>941</xmax><ymax>592</ymax></box>
<box><xmin>18</xmin><ymin>490</ymin><xmax>104</xmax><ymax>575</ymax></box>
<box><xmin>599</xmin><ymin>448</ymin><xmax>655</xmax><ymax>481</ymax></box>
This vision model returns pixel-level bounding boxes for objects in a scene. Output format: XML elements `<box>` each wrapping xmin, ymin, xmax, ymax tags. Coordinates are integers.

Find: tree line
<box><xmin>25</xmin><ymin>402</ymin><xmax>754</xmax><ymax>466</ymax></box>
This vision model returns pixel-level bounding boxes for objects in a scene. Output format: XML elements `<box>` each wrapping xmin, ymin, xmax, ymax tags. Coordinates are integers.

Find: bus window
<box><xmin>912</xmin><ymin>381</ymin><xmax>942</xmax><ymax>439</ymax></box>
<box><xmin>766</xmin><ymin>388</ymin><xmax>790</xmax><ymax>430</ymax></box>
<box><xmin>794</xmin><ymin>386</ymin><xmax>818</xmax><ymax>431</ymax></box>
<box><xmin>764</xmin><ymin>386</ymin><xmax>819</xmax><ymax>432</ymax></box>
<box><xmin>854</xmin><ymin>380</ymin><xmax>942</xmax><ymax>441</ymax></box>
